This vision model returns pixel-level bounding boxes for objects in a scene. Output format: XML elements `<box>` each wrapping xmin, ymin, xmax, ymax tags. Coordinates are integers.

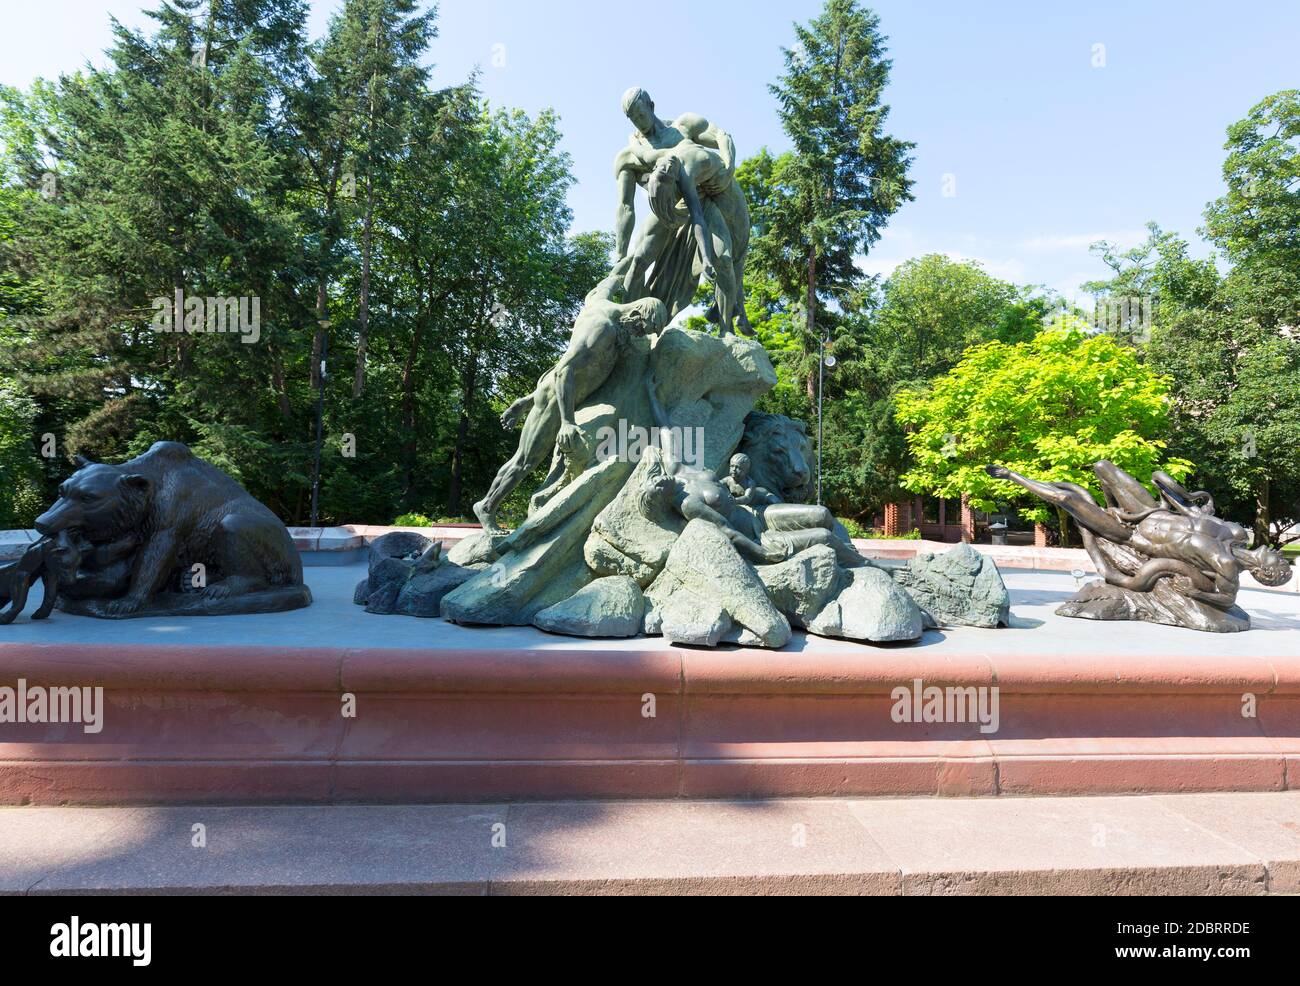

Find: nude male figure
<box><xmin>614</xmin><ymin>87</ymin><xmax>736</xmax><ymax>258</ymax></box>
<box><xmin>613</xmin><ymin>87</ymin><xmax>751</xmax><ymax>332</ymax></box>
<box><xmin>473</xmin><ymin>262</ymin><xmax>668</xmax><ymax>534</ymax></box>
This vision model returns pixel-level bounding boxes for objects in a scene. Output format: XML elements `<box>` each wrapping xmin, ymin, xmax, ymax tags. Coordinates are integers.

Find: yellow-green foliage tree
<box><xmin>894</xmin><ymin>318</ymin><xmax>1194</xmax><ymax>545</ymax></box>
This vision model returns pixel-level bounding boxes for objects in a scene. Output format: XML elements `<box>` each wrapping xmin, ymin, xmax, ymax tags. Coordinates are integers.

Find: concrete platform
<box><xmin>1</xmin><ymin>565</ymin><xmax>1299</xmax><ymax>803</ymax></box>
<box><xmin>1</xmin><ymin>791</ymin><xmax>1297</xmax><ymax>894</ymax></box>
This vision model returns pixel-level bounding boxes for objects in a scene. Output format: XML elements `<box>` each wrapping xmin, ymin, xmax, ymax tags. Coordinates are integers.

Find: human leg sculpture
<box><xmin>624</xmin><ymin>209</ymin><xmax>675</xmax><ymax>301</ymax></box>
<box><xmin>758</xmin><ymin>503</ymin><xmax>865</xmax><ymax>567</ymax></box>
<box><xmin>473</xmin><ymin>383</ymin><xmax>561</xmax><ymax>534</ymax></box>
<box><xmin>701</xmin><ymin>198</ymin><xmax>739</xmax><ymax>335</ymax></box>
<box><xmin>986</xmin><ymin>465</ymin><xmax>1135</xmax><ymax>543</ymax></box>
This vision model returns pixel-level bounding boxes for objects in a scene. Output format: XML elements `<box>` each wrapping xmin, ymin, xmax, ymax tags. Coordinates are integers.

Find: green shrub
<box><xmin>392</xmin><ymin>512</ymin><xmax>435</xmax><ymax>527</ymax></box>
<box><xmin>836</xmin><ymin>516</ymin><xmax>870</xmax><ymax>539</ymax></box>
<box><xmin>858</xmin><ymin>527</ymin><xmax>922</xmax><ymax>540</ymax></box>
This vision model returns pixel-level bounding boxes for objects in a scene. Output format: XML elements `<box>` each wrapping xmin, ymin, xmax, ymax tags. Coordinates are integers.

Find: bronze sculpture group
<box><xmin>1</xmin><ymin>86</ymin><xmax>1288</xmax><ymax>637</ymax></box>
<box><xmin>988</xmin><ymin>462</ymin><xmax>1290</xmax><ymax>632</ymax></box>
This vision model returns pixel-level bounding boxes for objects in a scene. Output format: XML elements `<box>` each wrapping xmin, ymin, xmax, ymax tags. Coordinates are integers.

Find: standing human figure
<box><xmin>613</xmin><ymin>87</ymin><xmax>751</xmax><ymax>333</ymax></box>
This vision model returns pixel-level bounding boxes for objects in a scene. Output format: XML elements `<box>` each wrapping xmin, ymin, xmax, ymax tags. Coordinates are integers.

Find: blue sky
<box><xmin>4</xmin><ymin>1</ymin><xmax>1298</xmax><ymax>304</ymax></box>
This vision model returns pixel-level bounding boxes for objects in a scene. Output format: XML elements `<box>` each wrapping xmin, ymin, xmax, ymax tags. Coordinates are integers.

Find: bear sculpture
<box><xmin>34</xmin><ymin>441</ymin><xmax>311</xmax><ymax>618</ymax></box>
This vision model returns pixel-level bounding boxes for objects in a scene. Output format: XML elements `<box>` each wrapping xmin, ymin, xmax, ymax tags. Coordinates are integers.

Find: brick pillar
<box><xmin>960</xmin><ymin>493</ymin><xmax>974</xmax><ymax>543</ymax></box>
<box><xmin>1033</xmin><ymin>522</ymin><xmax>1049</xmax><ymax>548</ymax></box>
<box><xmin>883</xmin><ymin>502</ymin><xmax>901</xmax><ymax>537</ymax></box>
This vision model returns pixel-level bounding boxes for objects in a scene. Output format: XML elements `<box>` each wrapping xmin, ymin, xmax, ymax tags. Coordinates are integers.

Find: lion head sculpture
<box><xmin>737</xmin><ymin>411</ymin><xmax>813</xmax><ymax>503</ymax></box>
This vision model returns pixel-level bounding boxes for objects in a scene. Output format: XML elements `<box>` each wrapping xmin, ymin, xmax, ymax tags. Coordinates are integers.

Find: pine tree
<box><xmin>758</xmin><ymin>0</ymin><xmax>914</xmax><ymax>392</ymax></box>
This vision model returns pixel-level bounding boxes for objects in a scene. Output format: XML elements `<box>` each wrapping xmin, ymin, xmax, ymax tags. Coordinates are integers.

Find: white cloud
<box><xmin>858</xmin><ymin>255</ymin><xmax>903</xmax><ymax>279</ymax></box>
<box><xmin>1047</xmin><ymin>274</ymin><xmax>1103</xmax><ymax>306</ymax></box>
<box><xmin>857</xmin><ymin>226</ymin><xmax>1149</xmax><ymax>295</ymax></box>
<box><xmin>940</xmin><ymin>251</ymin><xmax>1027</xmax><ymax>283</ymax></box>
<box><xmin>1019</xmin><ymin>230</ymin><xmax>1149</xmax><ymax>253</ymax></box>
<box><xmin>857</xmin><ymin>246</ymin><xmax>1026</xmax><ymax>284</ymax></box>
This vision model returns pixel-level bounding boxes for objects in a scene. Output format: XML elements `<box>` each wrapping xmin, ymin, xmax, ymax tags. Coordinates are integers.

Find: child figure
<box><xmin>719</xmin><ymin>453</ymin><xmax>778</xmax><ymax>507</ymax></box>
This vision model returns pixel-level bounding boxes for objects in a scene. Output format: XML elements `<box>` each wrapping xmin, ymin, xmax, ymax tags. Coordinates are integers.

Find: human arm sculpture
<box><xmin>613</xmin><ymin>149</ymin><xmax>641</xmax><ymax>260</ymax></box>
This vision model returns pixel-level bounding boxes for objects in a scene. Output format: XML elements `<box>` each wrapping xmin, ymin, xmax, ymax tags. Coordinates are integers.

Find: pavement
<box><xmin>1</xmin><ymin>790</ymin><xmax>1297</xmax><ymax>895</ymax></box>
<box><xmin>1</xmin><ymin>563</ymin><xmax>1298</xmax><ymax>657</ymax></box>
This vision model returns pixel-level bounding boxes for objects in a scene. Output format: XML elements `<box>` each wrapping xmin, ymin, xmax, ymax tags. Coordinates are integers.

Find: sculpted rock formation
<box><xmin>30</xmin><ymin>441</ymin><xmax>310</xmax><ymax>618</ymax></box>
<box><xmin>645</xmin><ymin>519</ymin><xmax>791</xmax><ymax>648</ymax></box>
<box><xmin>534</xmin><ymin>575</ymin><xmax>645</xmax><ymax>638</ymax></box>
<box><xmin>756</xmin><ymin>544</ymin><xmax>924</xmax><ymax>643</ymax></box>
<box><xmin>354</xmin><ymin>531</ymin><xmax>477</xmax><ymax>617</ymax></box>
<box><xmin>805</xmin><ymin>565</ymin><xmax>925</xmax><ymax>643</ymax></box>
<box><xmin>442</xmin><ymin>325</ymin><xmax>775</xmax><ymax>626</ymax></box>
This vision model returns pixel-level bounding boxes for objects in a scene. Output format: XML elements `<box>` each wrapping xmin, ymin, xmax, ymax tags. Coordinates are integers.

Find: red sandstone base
<box><xmin>2</xmin><ymin>639</ymin><xmax>1298</xmax><ymax>804</ymax></box>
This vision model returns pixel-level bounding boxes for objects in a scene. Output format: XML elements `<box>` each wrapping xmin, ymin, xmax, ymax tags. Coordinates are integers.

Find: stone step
<box><xmin>2</xmin><ymin>791</ymin><xmax>1297</xmax><ymax>895</ymax></box>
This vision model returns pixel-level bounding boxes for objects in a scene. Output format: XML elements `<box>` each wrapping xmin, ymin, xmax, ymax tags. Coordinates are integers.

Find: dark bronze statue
<box><xmin>0</xmin><ymin>531</ymin><xmax>83</xmax><ymax>624</ymax></box>
<box><xmin>31</xmin><ymin>441</ymin><xmax>311</xmax><ymax>619</ymax></box>
<box><xmin>987</xmin><ymin>461</ymin><xmax>1291</xmax><ymax>631</ymax></box>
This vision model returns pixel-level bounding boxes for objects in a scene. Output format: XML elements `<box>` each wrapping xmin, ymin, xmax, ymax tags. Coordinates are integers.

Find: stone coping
<box><xmin>6</xmin><ymin>525</ymin><xmax>1293</xmax><ymax>591</ymax></box>
<box><xmin>4</xmin><ymin>639</ymin><xmax>1299</xmax><ymax>695</ymax></box>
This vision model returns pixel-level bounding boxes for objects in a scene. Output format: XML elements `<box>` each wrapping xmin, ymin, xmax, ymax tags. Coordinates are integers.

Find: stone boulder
<box><xmin>355</xmin><ymin>531</ymin><xmax>432</xmax><ymax>614</ymax></box>
<box><xmin>644</xmin><ymin>519</ymin><xmax>790</xmax><ymax>648</ymax></box>
<box><xmin>533</xmin><ymin>575</ymin><xmax>645</xmax><ymax>637</ymax></box>
<box><xmin>393</xmin><ymin>562</ymin><xmax>479</xmax><ymax>617</ymax></box>
<box><xmin>891</xmin><ymin>542</ymin><xmax>1011</xmax><ymax>628</ymax></box>
<box><xmin>806</xmin><ymin>565</ymin><xmax>924</xmax><ymax>643</ymax></box>
<box><xmin>354</xmin><ymin>531</ymin><xmax>475</xmax><ymax>617</ymax></box>
<box><xmin>755</xmin><ymin>545</ymin><xmax>842</xmax><ymax>624</ymax></box>
<box><xmin>652</xmin><ymin>587</ymin><xmax>732</xmax><ymax>646</ymax></box>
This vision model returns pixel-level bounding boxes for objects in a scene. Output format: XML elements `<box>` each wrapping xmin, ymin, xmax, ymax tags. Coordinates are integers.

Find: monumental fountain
<box><xmin>0</xmin><ymin>87</ymin><xmax>1295</xmax><ymax>811</ymax></box>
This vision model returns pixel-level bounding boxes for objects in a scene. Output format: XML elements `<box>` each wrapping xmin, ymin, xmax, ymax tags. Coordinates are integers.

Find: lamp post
<box><xmin>816</xmin><ymin>326</ymin><xmax>835</xmax><ymax>506</ymax></box>
<box><xmin>310</xmin><ymin>320</ymin><xmax>330</xmax><ymax>529</ymax></box>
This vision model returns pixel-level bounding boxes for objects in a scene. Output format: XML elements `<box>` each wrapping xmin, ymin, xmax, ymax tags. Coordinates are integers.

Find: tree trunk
<box><xmin>1255</xmin><ymin>478</ymin><xmax>1271</xmax><ymax>548</ymax></box>
<box><xmin>353</xmin><ymin>48</ymin><xmax>379</xmax><ymax>399</ymax></box>
<box><xmin>310</xmin><ymin>277</ymin><xmax>327</xmax><ymax>389</ymax></box>
<box><xmin>353</xmin><ymin>167</ymin><xmax>374</xmax><ymax>398</ymax></box>
<box><xmin>447</xmin><ymin>358</ymin><xmax>477</xmax><ymax>516</ymax></box>
<box><xmin>1055</xmin><ymin>506</ymin><xmax>1071</xmax><ymax>549</ymax></box>
<box><xmin>400</xmin><ymin>326</ymin><xmax>419</xmax><ymax>500</ymax></box>
<box><xmin>269</xmin><ymin>348</ymin><xmax>292</xmax><ymax>421</ymax></box>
